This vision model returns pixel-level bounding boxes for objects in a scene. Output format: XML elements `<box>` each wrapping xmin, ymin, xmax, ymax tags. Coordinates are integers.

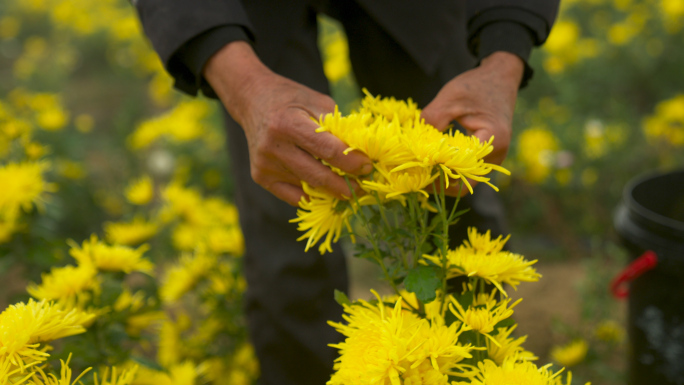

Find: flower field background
<box><xmin>0</xmin><ymin>0</ymin><xmax>682</xmax><ymax>384</ymax></box>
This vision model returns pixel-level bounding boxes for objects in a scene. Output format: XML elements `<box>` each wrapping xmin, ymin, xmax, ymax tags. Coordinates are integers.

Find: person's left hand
<box><xmin>421</xmin><ymin>51</ymin><xmax>524</xmax><ymax>196</ymax></box>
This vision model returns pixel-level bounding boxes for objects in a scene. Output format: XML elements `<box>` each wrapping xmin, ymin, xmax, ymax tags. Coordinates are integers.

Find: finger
<box><xmin>304</xmin><ymin>92</ymin><xmax>337</xmax><ymax>120</ymax></box>
<box><xmin>422</xmin><ymin>96</ymin><xmax>471</xmax><ymax>132</ymax></box>
<box><xmin>285</xmin><ymin>146</ymin><xmax>365</xmax><ymax>199</ymax></box>
<box><xmin>269</xmin><ymin>182</ymin><xmax>306</xmax><ymax>207</ymax></box>
<box><xmin>294</xmin><ymin>113</ymin><xmax>373</xmax><ymax>176</ymax></box>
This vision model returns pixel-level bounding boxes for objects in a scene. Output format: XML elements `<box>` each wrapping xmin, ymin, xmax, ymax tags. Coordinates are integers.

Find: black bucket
<box><xmin>613</xmin><ymin>169</ymin><xmax>684</xmax><ymax>385</ymax></box>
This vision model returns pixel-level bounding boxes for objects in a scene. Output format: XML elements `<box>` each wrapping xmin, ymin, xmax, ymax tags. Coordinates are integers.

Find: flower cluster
<box><xmin>292</xmin><ymin>91</ymin><xmax>509</xmax><ymax>254</ymax></box>
<box><xmin>291</xmin><ymin>94</ymin><xmax>587</xmax><ymax>384</ymax></box>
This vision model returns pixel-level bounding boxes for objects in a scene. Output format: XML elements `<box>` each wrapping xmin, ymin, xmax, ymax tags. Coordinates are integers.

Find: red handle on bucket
<box><xmin>610</xmin><ymin>250</ymin><xmax>658</xmax><ymax>299</ymax></box>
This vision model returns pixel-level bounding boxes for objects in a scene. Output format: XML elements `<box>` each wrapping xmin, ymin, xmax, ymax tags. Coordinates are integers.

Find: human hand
<box><xmin>204</xmin><ymin>41</ymin><xmax>372</xmax><ymax>206</ymax></box>
<box><xmin>421</xmin><ymin>51</ymin><xmax>524</xmax><ymax>195</ymax></box>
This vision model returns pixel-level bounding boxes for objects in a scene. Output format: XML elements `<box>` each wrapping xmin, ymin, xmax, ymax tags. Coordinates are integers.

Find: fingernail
<box><xmin>360</xmin><ymin>163</ymin><xmax>373</xmax><ymax>175</ymax></box>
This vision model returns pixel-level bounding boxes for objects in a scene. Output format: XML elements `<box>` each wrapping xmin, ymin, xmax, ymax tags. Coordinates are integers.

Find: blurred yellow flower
<box><xmin>160</xmin><ymin>251</ymin><xmax>217</xmax><ymax>303</ymax></box>
<box><xmin>0</xmin><ymin>161</ymin><xmax>56</xmax><ymax>213</ymax></box>
<box><xmin>68</xmin><ymin>235</ymin><xmax>153</xmax><ymax>274</ymax></box>
<box><xmin>128</xmin><ymin>100</ymin><xmax>211</xmax><ymax>150</ymax></box>
<box><xmin>321</xmin><ymin>31</ymin><xmax>352</xmax><ymax>83</ymax></box>
<box><xmin>595</xmin><ymin>320</ymin><xmax>625</xmax><ymax>343</ymax></box>
<box><xmin>516</xmin><ymin>127</ymin><xmax>559</xmax><ymax>183</ymax></box>
<box><xmin>74</xmin><ymin>114</ymin><xmax>94</xmax><ymax>133</ymax></box>
<box><xmin>125</xmin><ymin>175</ymin><xmax>154</xmax><ymax>205</ymax></box>
<box><xmin>126</xmin><ymin>312</ymin><xmax>165</xmax><ymax>337</ymax></box>
<box><xmin>93</xmin><ymin>365</ymin><xmax>138</xmax><ymax>385</ymax></box>
<box><xmin>27</xmin><ymin>264</ymin><xmax>99</xmax><ymax>303</ymax></box>
<box><xmin>56</xmin><ymin>159</ymin><xmax>86</xmax><ymax>180</ymax></box>
<box><xmin>551</xmin><ymin>339</ymin><xmax>589</xmax><ymax>367</ymax></box>
<box><xmin>104</xmin><ymin>216</ymin><xmax>158</xmax><ymax>246</ymax></box>
<box><xmin>643</xmin><ymin>94</ymin><xmax>684</xmax><ymax>147</ymax></box>
<box><xmin>0</xmin><ymin>17</ymin><xmax>20</xmax><ymax>40</ymax></box>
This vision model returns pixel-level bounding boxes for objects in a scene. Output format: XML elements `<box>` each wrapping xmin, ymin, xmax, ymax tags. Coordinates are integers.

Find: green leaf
<box><xmin>404</xmin><ymin>265</ymin><xmax>441</xmax><ymax>304</ymax></box>
<box><xmin>334</xmin><ymin>290</ymin><xmax>351</xmax><ymax>307</ymax></box>
<box><xmin>454</xmin><ymin>289</ymin><xmax>474</xmax><ymax>309</ymax></box>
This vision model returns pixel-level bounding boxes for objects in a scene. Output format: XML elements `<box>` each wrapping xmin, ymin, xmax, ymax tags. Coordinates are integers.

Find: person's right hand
<box><xmin>204</xmin><ymin>41</ymin><xmax>372</xmax><ymax>206</ymax></box>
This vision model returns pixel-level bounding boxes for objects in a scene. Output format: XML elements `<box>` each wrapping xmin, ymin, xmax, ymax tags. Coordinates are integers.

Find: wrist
<box><xmin>203</xmin><ymin>41</ymin><xmax>271</xmax><ymax>125</ymax></box>
<box><xmin>480</xmin><ymin>51</ymin><xmax>525</xmax><ymax>88</ymax></box>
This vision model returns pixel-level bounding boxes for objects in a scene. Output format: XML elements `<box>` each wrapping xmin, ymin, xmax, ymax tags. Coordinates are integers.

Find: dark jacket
<box><xmin>134</xmin><ymin>0</ymin><xmax>559</xmax><ymax>96</ymax></box>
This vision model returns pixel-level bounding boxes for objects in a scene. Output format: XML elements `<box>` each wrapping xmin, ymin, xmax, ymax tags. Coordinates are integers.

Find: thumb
<box><xmin>421</xmin><ymin>97</ymin><xmax>456</xmax><ymax>132</ymax></box>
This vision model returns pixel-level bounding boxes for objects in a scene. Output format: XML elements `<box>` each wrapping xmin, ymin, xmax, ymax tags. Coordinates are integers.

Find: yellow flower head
<box><xmin>516</xmin><ymin>127</ymin><xmax>559</xmax><ymax>183</ymax></box>
<box><xmin>25</xmin><ymin>354</ymin><xmax>92</xmax><ymax>385</ymax></box>
<box><xmin>550</xmin><ymin>339</ymin><xmax>589</xmax><ymax>368</ymax></box>
<box><xmin>363</xmin><ymin>164</ymin><xmax>438</xmax><ymax>201</ymax></box>
<box><xmin>0</xmin><ymin>161</ymin><xmax>56</xmax><ymax>213</ymax></box>
<box><xmin>289</xmin><ymin>182</ymin><xmax>356</xmax><ymax>255</ymax></box>
<box><xmin>125</xmin><ymin>175</ymin><xmax>154</xmax><ymax>205</ymax></box>
<box><xmin>69</xmin><ymin>235</ymin><xmax>153</xmax><ymax>274</ymax></box>
<box><xmin>456</xmin><ymin>355</ymin><xmax>575</xmax><ymax>385</ymax></box>
<box><xmin>423</xmin><ymin>229</ymin><xmax>540</xmax><ymax>296</ymax></box>
<box><xmin>0</xmin><ymin>300</ymin><xmax>95</xmax><ymax>369</ymax></box>
<box><xmin>357</xmin><ymin>89</ymin><xmax>420</xmax><ymax>125</ymax></box>
<box><xmin>594</xmin><ymin>320</ymin><xmax>624</xmax><ymax>343</ymax></box>
<box><xmin>448</xmin><ymin>291</ymin><xmax>521</xmax><ymax>346</ymax></box>
<box><xmin>159</xmin><ymin>251</ymin><xmax>218</xmax><ymax>303</ymax></box>
<box><xmin>93</xmin><ymin>365</ymin><xmax>139</xmax><ymax>385</ymax></box>
<box><xmin>486</xmin><ymin>325</ymin><xmax>537</xmax><ymax>365</ymax></box>
<box><xmin>104</xmin><ymin>216</ymin><xmax>158</xmax><ymax>246</ymax></box>
<box><xmin>26</xmin><ymin>264</ymin><xmax>99</xmax><ymax>303</ymax></box>
<box><xmin>328</xmin><ymin>292</ymin><xmax>473</xmax><ymax>385</ymax></box>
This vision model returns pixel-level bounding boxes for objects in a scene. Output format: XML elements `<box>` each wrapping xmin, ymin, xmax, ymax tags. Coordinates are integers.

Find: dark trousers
<box><xmin>223</xmin><ymin>1</ymin><xmax>508</xmax><ymax>384</ymax></box>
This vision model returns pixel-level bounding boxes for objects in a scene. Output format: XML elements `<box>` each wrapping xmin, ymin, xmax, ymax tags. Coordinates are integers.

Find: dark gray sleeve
<box><xmin>466</xmin><ymin>1</ymin><xmax>560</xmax><ymax>87</ymax></box>
<box><xmin>134</xmin><ymin>0</ymin><xmax>255</xmax><ymax>96</ymax></box>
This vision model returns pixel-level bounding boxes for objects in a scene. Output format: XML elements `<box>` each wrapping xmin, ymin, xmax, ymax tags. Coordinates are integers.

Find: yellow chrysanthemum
<box><xmin>0</xmin><ymin>161</ymin><xmax>56</xmax><ymax>213</ymax></box>
<box><xmin>157</xmin><ymin>320</ymin><xmax>183</xmax><ymax>367</ymax></box>
<box><xmin>454</xmin><ymin>355</ymin><xmax>576</xmax><ymax>385</ymax></box>
<box><xmin>363</xmin><ymin>164</ymin><xmax>438</xmax><ymax>201</ymax></box>
<box><xmin>550</xmin><ymin>340</ymin><xmax>589</xmax><ymax>368</ymax></box>
<box><xmin>516</xmin><ymin>127</ymin><xmax>559</xmax><ymax>183</ymax></box>
<box><xmin>113</xmin><ymin>289</ymin><xmax>146</xmax><ymax>313</ymax></box>
<box><xmin>26</xmin><ymin>354</ymin><xmax>92</xmax><ymax>385</ymax></box>
<box><xmin>315</xmin><ymin>108</ymin><xmax>413</xmax><ymax>166</ymax></box>
<box><xmin>206</xmin><ymin>226</ymin><xmax>244</xmax><ymax>256</ymax></box>
<box><xmin>26</xmin><ymin>264</ymin><xmax>98</xmax><ymax>303</ymax></box>
<box><xmin>125</xmin><ymin>175</ymin><xmax>154</xmax><ymax>205</ymax></box>
<box><xmin>357</xmin><ymin>89</ymin><xmax>420</xmax><ymax>125</ymax></box>
<box><xmin>130</xmin><ymin>361</ymin><xmax>203</xmax><ymax>385</ymax></box>
<box><xmin>289</xmin><ymin>182</ymin><xmax>356</xmax><ymax>255</ymax></box>
<box><xmin>93</xmin><ymin>365</ymin><xmax>138</xmax><ymax>385</ymax></box>
<box><xmin>68</xmin><ymin>235</ymin><xmax>153</xmax><ymax>274</ymax></box>
<box><xmin>128</xmin><ymin>100</ymin><xmax>210</xmax><ymax>150</ymax></box>
<box><xmin>328</xmin><ymin>292</ymin><xmax>473</xmax><ymax>385</ymax></box>
<box><xmin>1</xmin><ymin>356</ymin><xmax>35</xmax><ymax>385</ymax></box>
<box><xmin>486</xmin><ymin>325</ymin><xmax>537</xmax><ymax>365</ymax></box>
<box><xmin>0</xmin><ymin>300</ymin><xmax>96</xmax><ymax>369</ymax></box>
<box><xmin>449</xmin><ymin>291</ymin><xmax>520</xmax><ymax>346</ymax></box>
<box><xmin>125</xmin><ymin>312</ymin><xmax>165</xmax><ymax>337</ymax></box>
<box><xmin>594</xmin><ymin>320</ymin><xmax>624</xmax><ymax>343</ymax></box>
<box><xmin>159</xmin><ymin>251</ymin><xmax>217</xmax><ymax>303</ymax></box>
<box><xmin>423</xmin><ymin>229</ymin><xmax>540</xmax><ymax>296</ymax></box>
<box><xmin>104</xmin><ymin>217</ymin><xmax>158</xmax><ymax>246</ymax></box>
